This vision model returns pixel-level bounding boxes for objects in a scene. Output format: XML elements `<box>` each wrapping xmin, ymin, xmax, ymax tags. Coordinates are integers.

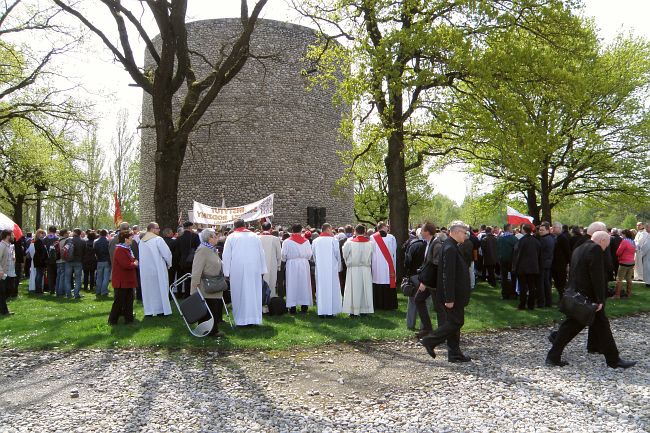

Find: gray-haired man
<box><xmin>420</xmin><ymin>221</ymin><xmax>472</xmax><ymax>362</ymax></box>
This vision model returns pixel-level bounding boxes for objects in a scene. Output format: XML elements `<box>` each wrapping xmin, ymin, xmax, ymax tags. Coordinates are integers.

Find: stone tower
<box><xmin>139</xmin><ymin>18</ymin><xmax>354</xmax><ymax>227</ymax></box>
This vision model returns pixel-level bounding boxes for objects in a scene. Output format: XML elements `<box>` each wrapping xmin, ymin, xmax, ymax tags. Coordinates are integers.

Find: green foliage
<box><xmin>3</xmin><ymin>281</ymin><xmax>649</xmax><ymax>350</ymax></box>
<box><xmin>450</xmin><ymin>19</ymin><xmax>650</xmax><ymax>221</ymax></box>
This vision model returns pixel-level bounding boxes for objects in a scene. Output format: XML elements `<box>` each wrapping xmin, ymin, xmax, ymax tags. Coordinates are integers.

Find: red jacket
<box><xmin>616</xmin><ymin>238</ymin><xmax>636</xmax><ymax>265</ymax></box>
<box><xmin>112</xmin><ymin>246</ymin><xmax>138</xmax><ymax>288</ymax></box>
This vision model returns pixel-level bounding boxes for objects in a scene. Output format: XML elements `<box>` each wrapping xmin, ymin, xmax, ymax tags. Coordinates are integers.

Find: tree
<box><xmin>0</xmin><ymin>118</ymin><xmax>77</xmax><ymax>227</ymax></box>
<box><xmin>54</xmin><ymin>0</ymin><xmax>268</xmax><ymax>229</ymax></box>
<box><xmin>451</xmin><ymin>23</ymin><xmax>650</xmax><ymax>223</ymax></box>
<box><xmin>0</xmin><ymin>1</ymin><xmax>85</xmax><ymax>147</ymax></box>
<box><xmin>78</xmin><ymin>129</ymin><xmax>110</xmax><ymax>228</ymax></box>
<box><xmin>109</xmin><ymin>109</ymin><xmax>139</xmax><ymax>225</ymax></box>
<box><xmin>295</xmin><ymin>0</ymin><xmax>582</xmax><ymax>275</ymax></box>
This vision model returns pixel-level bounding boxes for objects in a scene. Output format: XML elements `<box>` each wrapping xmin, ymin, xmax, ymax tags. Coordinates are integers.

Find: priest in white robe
<box><xmin>370</xmin><ymin>221</ymin><xmax>398</xmax><ymax>310</ymax></box>
<box><xmin>312</xmin><ymin>223</ymin><xmax>342</xmax><ymax>317</ymax></box>
<box><xmin>634</xmin><ymin>222</ymin><xmax>648</xmax><ymax>281</ymax></box>
<box><xmin>259</xmin><ymin>222</ymin><xmax>282</xmax><ymax>298</ymax></box>
<box><xmin>222</xmin><ymin>220</ymin><xmax>268</xmax><ymax>325</ymax></box>
<box><xmin>641</xmin><ymin>223</ymin><xmax>650</xmax><ymax>287</ymax></box>
<box><xmin>282</xmin><ymin>224</ymin><xmax>313</xmax><ymax>314</ymax></box>
<box><xmin>342</xmin><ymin>225</ymin><xmax>374</xmax><ymax>316</ymax></box>
<box><xmin>139</xmin><ymin>222</ymin><xmax>173</xmax><ymax>316</ymax></box>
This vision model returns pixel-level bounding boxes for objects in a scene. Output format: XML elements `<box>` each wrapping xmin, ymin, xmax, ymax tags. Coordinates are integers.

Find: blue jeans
<box><xmin>55</xmin><ymin>263</ymin><xmax>66</xmax><ymax>296</ymax></box>
<box><xmin>35</xmin><ymin>267</ymin><xmax>45</xmax><ymax>293</ymax></box>
<box><xmin>65</xmin><ymin>262</ymin><xmax>83</xmax><ymax>298</ymax></box>
<box><xmin>95</xmin><ymin>261</ymin><xmax>111</xmax><ymax>296</ymax></box>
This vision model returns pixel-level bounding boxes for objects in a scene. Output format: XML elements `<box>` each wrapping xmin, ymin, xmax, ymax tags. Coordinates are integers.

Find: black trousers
<box><xmin>373</xmin><ymin>283</ymin><xmax>397</xmax><ymax>310</ymax></box>
<box><xmin>538</xmin><ymin>268</ymin><xmax>552</xmax><ymax>307</ymax></box>
<box><xmin>552</xmin><ymin>265</ymin><xmax>567</xmax><ymax>298</ymax></box>
<box><xmin>485</xmin><ymin>264</ymin><xmax>496</xmax><ymax>287</ymax></box>
<box><xmin>420</xmin><ymin>296</ymin><xmax>464</xmax><ymax>356</ymax></box>
<box><xmin>108</xmin><ymin>288</ymin><xmax>134</xmax><ymax>324</ymax></box>
<box><xmin>204</xmin><ymin>298</ymin><xmax>224</xmax><ymax>334</ymax></box>
<box><xmin>179</xmin><ymin>265</ymin><xmax>192</xmax><ymax>298</ymax></box>
<box><xmin>518</xmin><ymin>273</ymin><xmax>538</xmax><ymax>309</ymax></box>
<box><xmin>0</xmin><ymin>278</ymin><xmax>10</xmax><ymax>315</ymax></box>
<box><xmin>414</xmin><ymin>287</ymin><xmax>434</xmax><ymax>331</ymax></box>
<box><xmin>46</xmin><ymin>263</ymin><xmax>57</xmax><ymax>293</ymax></box>
<box><xmin>15</xmin><ymin>261</ymin><xmax>23</xmax><ymax>285</ymax></box>
<box><xmin>83</xmin><ymin>264</ymin><xmax>96</xmax><ymax>290</ymax></box>
<box><xmin>499</xmin><ymin>261</ymin><xmax>514</xmax><ymax>299</ymax></box>
<box><xmin>548</xmin><ymin>308</ymin><xmax>619</xmax><ymax>365</ymax></box>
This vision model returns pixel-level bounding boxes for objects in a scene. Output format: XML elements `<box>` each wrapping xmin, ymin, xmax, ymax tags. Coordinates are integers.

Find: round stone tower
<box><xmin>139</xmin><ymin>18</ymin><xmax>354</xmax><ymax>227</ymax></box>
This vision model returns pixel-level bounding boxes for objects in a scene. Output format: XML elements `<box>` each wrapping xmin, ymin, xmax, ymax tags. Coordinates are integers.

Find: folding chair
<box><xmin>169</xmin><ymin>273</ymin><xmax>213</xmax><ymax>337</ymax></box>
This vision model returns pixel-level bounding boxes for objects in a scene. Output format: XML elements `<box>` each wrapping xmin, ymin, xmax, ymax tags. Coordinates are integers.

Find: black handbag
<box><xmin>401</xmin><ymin>275</ymin><xmax>420</xmax><ymax>297</ymax></box>
<box><xmin>201</xmin><ymin>269</ymin><xmax>227</xmax><ymax>294</ymax></box>
<box><xmin>559</xmin><ymin>287</ymin><xmax>597</xmax><ymax>326</ymax></box>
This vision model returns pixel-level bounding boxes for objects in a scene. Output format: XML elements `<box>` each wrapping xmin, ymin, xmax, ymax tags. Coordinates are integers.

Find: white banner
<box><xmin>191</xmin><ymin>194</ymin><xmax>274</xmax><ymax>226</ymax></box>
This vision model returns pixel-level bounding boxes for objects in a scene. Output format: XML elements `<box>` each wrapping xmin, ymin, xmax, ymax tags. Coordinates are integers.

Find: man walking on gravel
<box><xmin>546</xmin><ymin>230</ymin><xmax>636</xmax><ymax>369</ymax></box>
<box><xmin>419</xmin><ymin>221</ymin><xmax>472</xmax><ymax>363</ymax></box>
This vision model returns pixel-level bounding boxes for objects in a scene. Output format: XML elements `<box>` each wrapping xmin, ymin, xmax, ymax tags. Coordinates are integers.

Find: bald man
<box><xmin>546</xmin><ymin>231</ymin><xmax>635</xmax><ymax>369</ymax></box>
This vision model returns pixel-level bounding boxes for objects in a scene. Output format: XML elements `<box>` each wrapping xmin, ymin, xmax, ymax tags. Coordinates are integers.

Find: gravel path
<box><xmin>1</xmin><ymin>314</ymin><xmax>648</xmax><ymax>433</ymax></box>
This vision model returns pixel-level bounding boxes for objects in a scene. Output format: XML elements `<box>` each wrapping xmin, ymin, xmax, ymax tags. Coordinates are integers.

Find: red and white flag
<box><xmin>506</xmin><ymin>206</ymin><xmax>534</xmax><ymax>226</ymax></box>
<box><xmin>0</xmin><ymin>211</ymin><xmax>23</xmax><ymax>240</ymax></box>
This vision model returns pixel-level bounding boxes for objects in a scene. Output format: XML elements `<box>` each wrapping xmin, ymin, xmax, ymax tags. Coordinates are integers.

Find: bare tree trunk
<box><xmin>12</xmin><ymin>194</ymin><xmax>25</xmax><ymax>228</ymax></box>
<box><xmin>526</xmin><ymin>187</ymin><xmax>540</xmax><ymax>225</ymax></box>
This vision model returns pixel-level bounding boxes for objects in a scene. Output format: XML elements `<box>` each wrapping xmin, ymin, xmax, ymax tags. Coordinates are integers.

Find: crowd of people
<box><xmin>0</xmin><ymin>217</ymin><xmax>647</xmax><ymax>368</ymax></box>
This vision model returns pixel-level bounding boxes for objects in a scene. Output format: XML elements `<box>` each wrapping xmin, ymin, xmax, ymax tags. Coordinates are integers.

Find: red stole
<box><xmin>350</xmin><ymin>235</ymin><xmax>369</xmax><ymax>242</ymax></box>
<box><xmin>319</xmin><ymin>232</ymin><xmax>333</xmax><ymax>237</ymax></box>
<box><xmin>289</xmin><ymin>233</ymin><xmax>308</xmax><ymax>244</ymax></box>
<box><xmin>372</xmin><ymin>232</ymin><xmax>396</xmax><ymax>288</ymax></box>
<box><xmin>234</xmin><ymin>227</ymin><xmax>250</xmax><ymax>233</ymax></box>
<box><xmin>260</xmin><ymin>231</ymin><xmax>273</xmax><ymax>236</ymax></box>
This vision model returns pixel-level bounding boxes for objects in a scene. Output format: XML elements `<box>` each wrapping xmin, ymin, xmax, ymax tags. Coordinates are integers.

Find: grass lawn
<box><xmin>1</xmin><ymin>281</ymin><xmax>649</xmax><ymax>351</ymax></box>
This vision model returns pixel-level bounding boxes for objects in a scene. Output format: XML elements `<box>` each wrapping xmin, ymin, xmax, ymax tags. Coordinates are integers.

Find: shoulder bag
<box><xmin>201</xmin><ymin>268</ymin><xmax>227</xmax><ymax>294</ymax></box>
<box><xmin>558</xmin><ymin>287</ymin><xmax>597</xmax><ymax>326</ymax></box>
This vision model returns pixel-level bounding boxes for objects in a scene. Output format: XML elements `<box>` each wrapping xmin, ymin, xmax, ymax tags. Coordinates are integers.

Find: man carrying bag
<box><xmin>546</xmin><ymin>230</ymin><xmax>636</xmax><ymax>369</ymax></box>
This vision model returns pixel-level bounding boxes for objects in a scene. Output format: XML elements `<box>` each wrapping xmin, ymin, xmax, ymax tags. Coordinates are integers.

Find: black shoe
<box><xmin>545</xmin><ymin>357</ymin><xmax>569</xmax><ymax>367</ymax></box>
<box><xmin>289</xmin><ymin>307</ymin><xmax>297</xmax><ymax>315</ymax></box>
<box><xmin>548</xmin><ymin>331</ymin><xmax>557</xmax><ymax>344</ymax></box>
<box><xmin>415</xmin><ymin>329</ymin><xmax>432</xmax><ymax>338</ymax></box>
<box><xmin>419</xmin><ymin>340</ymin><xmax>436</xmax><ymax>359</ymax></box>
<box><xmin>448</xmin><ymin>354</ymin><xmax>471</xmax><ymax>363</ymax></box>
<box><xmin>607</xmin><ymin>358</ymin><xmax>636</xmax><ymax>369</ymax></box>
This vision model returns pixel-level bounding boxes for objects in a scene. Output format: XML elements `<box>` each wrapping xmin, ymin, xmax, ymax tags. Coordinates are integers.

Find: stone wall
<box><xmin>139</xmin><ymin>18</ymin><xmax>354</xmax><ymax>227</ymax></box>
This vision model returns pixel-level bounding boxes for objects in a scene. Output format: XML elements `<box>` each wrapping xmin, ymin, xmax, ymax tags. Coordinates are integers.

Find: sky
<box><xmin>51</xmin><ymin>0</ymin><xmax>650</xmax><ymax>204</ymax></box>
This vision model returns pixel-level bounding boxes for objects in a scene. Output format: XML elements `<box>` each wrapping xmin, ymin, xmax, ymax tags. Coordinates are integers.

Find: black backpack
<box><xmin>268</xmin><ymin>297</ymin><xmax>286</xmax><ymax>316</ymax></box>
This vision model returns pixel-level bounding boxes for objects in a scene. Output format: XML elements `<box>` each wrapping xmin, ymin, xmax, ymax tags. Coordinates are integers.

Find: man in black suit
<box><xmin>414</xmin><ymin>222</ymin><xmax>443</xmax><ymax>338</ymax></box>
<box><xmin>420</xmin><ymin>221</ymin><xmax>472</xmax><ymax>363</ymax></box>
<box><xmin>177</xmin><ymin>221</ymin><xmax>200</xmax><ymax>298</ymax></box>
<box><xmin>546</xmin><ymin>230</ymin><xmax>636</xmax><ymax>369</ymax></box>
<box><xmin>609</xmin><ymin>228</ymin><xmax>622</xmax><ymax>281</ymax></box>
<box><xmin>480</xmin><ymin>227</ymin><xmax>498</xmax><ymax>287</ymax></box>
<box><xmin>551</xmin><ymin>223</ymin><xmax>571</xmax><ymax>299</ymax></box>
<box><xmin>512</xmin><ymin>224</ymin><xmax>541</xmax><ymax>310</ymax></box>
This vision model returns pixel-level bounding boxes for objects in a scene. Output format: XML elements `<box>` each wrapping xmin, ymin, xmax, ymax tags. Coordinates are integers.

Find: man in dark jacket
<box><xmin>497</xmin><ymin>224</ymin><xmax>518</xmax><ymax>300</ymax></box>
<box><xmin>65</xmin><ymin>228</ymin><xmax>86</xmax><ymax>299</ymax></box>
<box><xmin>420</xmin><ymin>221</ymin><xmax>472</xmax><ymax>363</ymax></box>
<box><xmin>512</xmin><ymin>224</ymin><xmax>541</xmax><ymax>310</ymax></box>
<box><xmin>609</xmin><ymin>229</ymin><xmax>622</xmax><ymax>281</ymax></box>
<box><xmin>161</xmin><ymin>228</ymin><xmax>178</xmax><ymax>288</ymax></box>
<box><xmin>551</xmin><ymin>223</ymin><xmax>571</xmax><ymax>299</ymax></box>
<box><xmin>546</xmin><ymin>231</ymin><xmax>636</xmax><ymax>369</ymax></box>
<box><xmin>94</xmin><ymin>229</ymin><xmax>111</xmax><ymax>296</ymax></box>
<box><xmin>480</xmin><ymin>227</ymin><xmax>498</xmax><ymax>287</ymax></box>
<box><xmin>33</xmin><ymin>231</ymin><xmax>49</xmax><ymax>294</ymax></box>
<box><xmin>538</xmin><ymin>222</ymin><xmax>556</xmax><ymax>308</ymax></box>
<box><xmin>176</xmin><ymin>221</ymin><xmax>200</xmax><ymax>298</ymax></box>
<box><xmin>11</xmin><ymin>235</ymin><xmax>26</xmax><ymax>297</ymax></box>
<box><xmin>43</xmin><ymin>226</ymin><xmax>59</xmax><ymax>294</ymax></box>
<box><xmin>414</xmin><ymin>222</ymin><xmax>442</xmax><ymax>337</ymax></box>
<box><xmin>404</xmin><ymin>232</ymin><xmax>426</xmax><ymax>331</ymax></box>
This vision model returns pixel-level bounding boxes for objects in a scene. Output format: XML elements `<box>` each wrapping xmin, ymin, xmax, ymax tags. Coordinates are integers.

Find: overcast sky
<box><xmin>57</xmin><ymin>0</ymin><xmax>650</xmax><ymax>204</ymax></box>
